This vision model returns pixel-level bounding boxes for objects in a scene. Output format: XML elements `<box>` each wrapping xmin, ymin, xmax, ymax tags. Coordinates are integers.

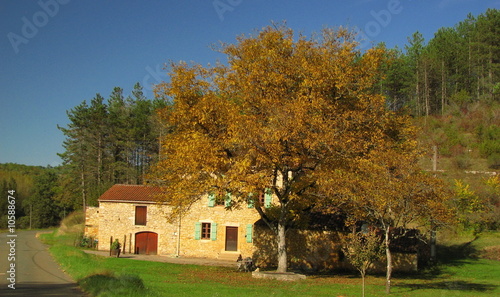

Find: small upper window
<box><xmin>258</xmin><ymin>191</ymin><xmax>265</xmax><ymax>205</ymax></box>
<box><xmin>215</xmin><ymin>194</ymin><xmax>225</xmax><ymax>206</ymax></box>
<box><xmin>135</xmin><ymin>206</ymin><xmax>147</xmax><ymax>225</ymax></box>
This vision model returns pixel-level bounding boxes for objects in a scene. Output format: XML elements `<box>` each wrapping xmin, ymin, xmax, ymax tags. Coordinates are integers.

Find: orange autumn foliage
<box><xmin>149</xmin><ymin>24</ymin><xmax>451</xmax><ymax>273</ymax></box>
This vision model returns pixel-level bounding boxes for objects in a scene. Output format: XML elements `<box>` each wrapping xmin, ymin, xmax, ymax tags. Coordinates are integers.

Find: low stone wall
<box><xmin>252</xmin><ymin>271</ymin><xmax>306</xmax><ymax>281</ymax></box>
<box><xmin>370</xmin><ymin>253</ymin><xmax>418</xmax><ymax>273</ymax></box>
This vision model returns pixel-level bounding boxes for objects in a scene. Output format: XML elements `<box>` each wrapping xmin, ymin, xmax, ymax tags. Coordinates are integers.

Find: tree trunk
<box><xmin>489</xmin><ymin>46</ymin><xmax>493</xmax><ymax>100</ymax></box>
<box><xmin>441</xmin><ymin>60</ymin><xmax>446</xmax><ymax>115</ymax></box>
<box><xmin>253</xmin><ymin>200</ymin><xmax>288</xmax><ymax>273</ymax></box>
<box><xmin>361</xmin><ymin>271</ymin><xmax>366</xmax><ymax>297</ymax></box>
<box><xmin>97</xmin><ymin>136</ymin><xmax>102</xmax><ymax>187</ymax></box>
<box><xmin>424</xmin><ymin>63</ymin><xmax>430</xmax><ymax>117</ymax></box>
<box><xmin>385</xmin><ymin>228</ymin><xmax>393</xmax><ymax>295</ymax></box>
<box><xmin>276</xmin><ymin>221</ymin><xmax>287</xmax><ymax>272</ymax></box>
<box><xmin>81</xmin><ymin>169</ymin><xmax>86</xmax><ymax>210</ymax></box>
<box><xmin>416</xmin><ymin>67</ymin><xmax>420</xmax><ymax>116</ymax></box>
<box><xmin>430</xmin><ymin>221</ymin><xmax>437</xmax><ymax>264</ymax></box>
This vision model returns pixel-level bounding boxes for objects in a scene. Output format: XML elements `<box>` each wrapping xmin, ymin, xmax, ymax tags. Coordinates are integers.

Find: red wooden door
<box><xmin>225</xmin><ymin>227</ymin><xmax>238</xmax><ymax>251</ymax></box>
<box><xmin>135</xmin><ymin>232</ymin><xmax>158</xmax><ymax>255</ymax></box>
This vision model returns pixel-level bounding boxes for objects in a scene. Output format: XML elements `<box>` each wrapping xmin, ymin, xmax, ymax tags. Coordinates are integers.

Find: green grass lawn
<box><xmin>41</xmin><ymin>231</ymin><xmax>500</xmax><ymax>297</ymax></box>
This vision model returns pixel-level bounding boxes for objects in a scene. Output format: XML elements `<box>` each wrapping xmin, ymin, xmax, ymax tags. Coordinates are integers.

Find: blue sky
<box><xmin>0</xmin><ymin>0</ymin><xmax>498</xmax><ymax>167</ymax></box>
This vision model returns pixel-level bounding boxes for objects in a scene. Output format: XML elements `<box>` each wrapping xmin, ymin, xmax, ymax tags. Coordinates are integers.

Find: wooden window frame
<box><xmin>215</xmin><ymin>195</ymin><xmax>225</xmax><ymax>206</ymax></box>
<box><xmin>135</xmin><ymin>206</ymin><xmax>147</xmax><ymax>226</ymax></box>
<box><xmin>255</xmin><ymin>189</ymin><xmax>271</xmax><ymax>208</ymax></box>
<box><xmin>258</xmin><ymin>191</ymin><xmax>265</xmax><ymax>205</ymax></box>
<box><xmin>201</xmin><ymin>222</ymin><xmax>211</xmax><ymax>240</ymax></box>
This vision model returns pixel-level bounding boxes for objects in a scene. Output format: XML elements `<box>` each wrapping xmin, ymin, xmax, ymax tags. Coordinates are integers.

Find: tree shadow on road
<box><xmin>0</xmin><ymin>282</ymin><xmax>87</xmax><ymax>296</ymax></box>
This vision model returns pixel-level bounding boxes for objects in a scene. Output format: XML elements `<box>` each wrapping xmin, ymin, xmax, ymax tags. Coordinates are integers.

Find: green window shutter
<box><xmin>194</xmin><ymin>222</ymin><xmax>201</xmax><ymax>240</ymax></box>
<box><xmin>265</xmin><ymin>188</ymin><xmax>272</xmax><ymax>208</ymax></box>
<box><xmin>247</xmin><ymin>193</ymin><xmax>255</xmax><ymax>208</ymax></box>
<box><xmin>246</xmin><ymin>224</ymin><xmax>253</xmax><ymax>243</ymax></box>
<box><xmin>211</xmin><ymin>223</ymin><xmax>217</xmax><ymax>241</ymax></box>
<box><xmin>225</xmin><ymin>193</ymin><xmax>232</xmax><ymax>207</ymax></box>
<box><xmin>208</xmin><ymin>193</ymin><xmax>215</xmax><ymax>207</ymax></box>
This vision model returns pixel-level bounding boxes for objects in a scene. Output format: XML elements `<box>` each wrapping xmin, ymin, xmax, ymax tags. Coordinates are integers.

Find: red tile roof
<box><xmin>98</xmin><ymin>184</ymin><xmax>165</xmax><ymax>203</ymax></box>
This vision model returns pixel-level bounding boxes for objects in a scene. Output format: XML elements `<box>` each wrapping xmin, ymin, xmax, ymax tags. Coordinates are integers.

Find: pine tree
<box><xmin>108</xmin><ymin>87</ymin><xmax>133</xmax><ymax>183</ymax></box>
<box><xmin>405</xmin><ymin>31</ymin><xmax>426</xmax><ymax>116</ymax></box>
<box><xmin>58</xmin><ymin>101</ymin><xmax>92</xmax><ymax>209</ymax></box>
<box><xmin>58</xmin><ymin>83</ymin><xmax>165</xmax><ymax>207</ymax></box>
<box><xmin>474</xmin><ymin>9</ymin><xmax>500</xmax><ymax>101</ymax></box>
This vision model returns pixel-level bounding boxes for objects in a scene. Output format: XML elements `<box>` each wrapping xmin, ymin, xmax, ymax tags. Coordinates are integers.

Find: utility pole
<box><xmin>433</xmin><ymin>145</ymin><xmax>438</xmax><ymax>172</ymax></box>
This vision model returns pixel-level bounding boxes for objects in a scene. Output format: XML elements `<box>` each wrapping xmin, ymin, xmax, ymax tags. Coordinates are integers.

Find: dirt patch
<box><xmin>480</xmin><ymin>245</ymin><xmax>500</xmax><ymax>261</ymax></box>
<box><xmin>57</xmin><ymin>223</ymin><xmax>84</xmax><ymax>236</ymax></box>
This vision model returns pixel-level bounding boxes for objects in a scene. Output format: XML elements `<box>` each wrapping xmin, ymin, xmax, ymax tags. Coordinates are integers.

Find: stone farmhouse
<box><xmin>85</xmin><ymin>184</ymin><xmax>420</xmax><ymax>271</ymax></box>
<box><xmin>85</xmin><ymin>184</ymin><xmax>261</xmax><ymax>261</ymax></box>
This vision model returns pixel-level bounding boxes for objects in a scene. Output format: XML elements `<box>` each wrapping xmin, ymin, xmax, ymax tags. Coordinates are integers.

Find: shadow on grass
<box><xmin>437</xmin><ymin>237</ymin><xmax>480</xmax><ymax>264</ymax></box>
<box><xmin>398</xmin><ymin>280</ymin><xmax>497</xmax><ymax>293</ymax></box>
<box><xmin>408</xmin><ymin>237</ymin><xmax>482</xmax><ymax>278</ymax></box>
<box><xmin>300</xmin><ymin>268</ymin><xmax>361</xmax><ymax>279</ymax></box>
<box><xmin>395</xmin><ymin>237</ymin><xmax>498</xmax><ymax>294</ymax></box>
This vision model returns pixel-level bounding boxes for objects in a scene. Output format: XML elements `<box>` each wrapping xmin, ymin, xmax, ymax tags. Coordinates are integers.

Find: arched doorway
<box><xmin>135</xmin><ymin>232</ymin><xmax>158</xmax><ymax>255</ymax></box>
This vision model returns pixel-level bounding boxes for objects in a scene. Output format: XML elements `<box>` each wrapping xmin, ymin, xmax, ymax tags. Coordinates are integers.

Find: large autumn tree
<box><xmin>150</xmin><ymin>25</ymin><xmax>420</xmax><ymax>272</ymax></box>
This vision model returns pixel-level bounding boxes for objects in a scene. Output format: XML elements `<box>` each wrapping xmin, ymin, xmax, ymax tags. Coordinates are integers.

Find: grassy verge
<box><xmin>41</xmin><ymin>224</ymin><xmax>500</xmax><ymax>296</ymax></box>
<box><xmin>41</xmin><ymin>231</ymin><xmax>149</xmax><ymax>296</ymax></box>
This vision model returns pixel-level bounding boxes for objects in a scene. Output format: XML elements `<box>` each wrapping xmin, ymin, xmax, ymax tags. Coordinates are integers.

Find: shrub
<box><xmin>78</xmin><ymin>272</ymin><xmax>145</xmax><ymax>297</ymax></box>
<box><xmin>487</xmin><ymin>153</ymin><xmax>500</xmax><ymax>169</ymax></box>
<box><xmin>454</xmin><ymin>155</ymin><xmax>472</xmax><ymax>170</ymax></box>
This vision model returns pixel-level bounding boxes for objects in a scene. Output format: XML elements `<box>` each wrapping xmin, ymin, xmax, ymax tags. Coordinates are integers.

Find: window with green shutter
<box><xmin>247</xmin><ymin>193</ymin><xmax>255</xmax><ymax>208</ymax></box>
<box><xmin>201</xmin><ymin>222</ymin><xmax>212</xmax><ymax>239</ymax></box>
<box><xmin>246</xmin><ymin>224</ymin><xmax>253</xmax><ymax>243</ymax></box>
<box><xmin>211</xmin><ymin>223</ymin><xmax>217</xmax><ymax>240</ymax></box>
<box><xmin>224</xmin><ymin>193</ymin><xmax>232</xmax><ymax>207</ymax></box>
<box><xmin>264</xmin><ymin>188</ymin><xmax>272</xmax><ymax>208</ymax></box>
<box><xmin>194</xmin><ymin>222</ymin><xmax>201</xmax><ymax>240</ymax></box>
<box><xmin>208</xmin><ymin>193</ymin><xmax>215</xmax><ymax>207</ymax></box>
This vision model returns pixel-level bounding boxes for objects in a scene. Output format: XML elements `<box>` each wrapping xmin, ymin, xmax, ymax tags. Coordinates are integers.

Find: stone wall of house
<box><xmin>84</xmin><ymin>206</ymin><xmax>99</xmax><ymax>238</ymax></box>
<box><xmin>178</xmin><ymin>194</ymin><xmax>261</xmax><ymax>260</ymax></box>
<box><xmin>94</xmin><ymin>201</ymin><xmax>178</xmax><ymax>256</ymax></box>
<box><xmin>253</xmin><ymin>226</ymin><xmax>418</xmax><ymax>273</ymax></box>
<box><xmin>85</xmin><ymin>189</ymin><xmax>419</xmax><ymax>272</ymax></box>
<box><xmin>253</xmin><ymin>227</ymin><xmax>345</xmax><ymax>271</ymax></box>
<box><xmin>370</xmin><ymin>253</ymin><xmax>418</xmax><ymax>273</ymax></box>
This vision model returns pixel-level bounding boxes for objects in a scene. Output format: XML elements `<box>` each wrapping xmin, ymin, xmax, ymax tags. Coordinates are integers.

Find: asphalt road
<box><xmin>0</xmin><ymin>230</ymin><xmax>86</xmax><ymax>296</ymax></box>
